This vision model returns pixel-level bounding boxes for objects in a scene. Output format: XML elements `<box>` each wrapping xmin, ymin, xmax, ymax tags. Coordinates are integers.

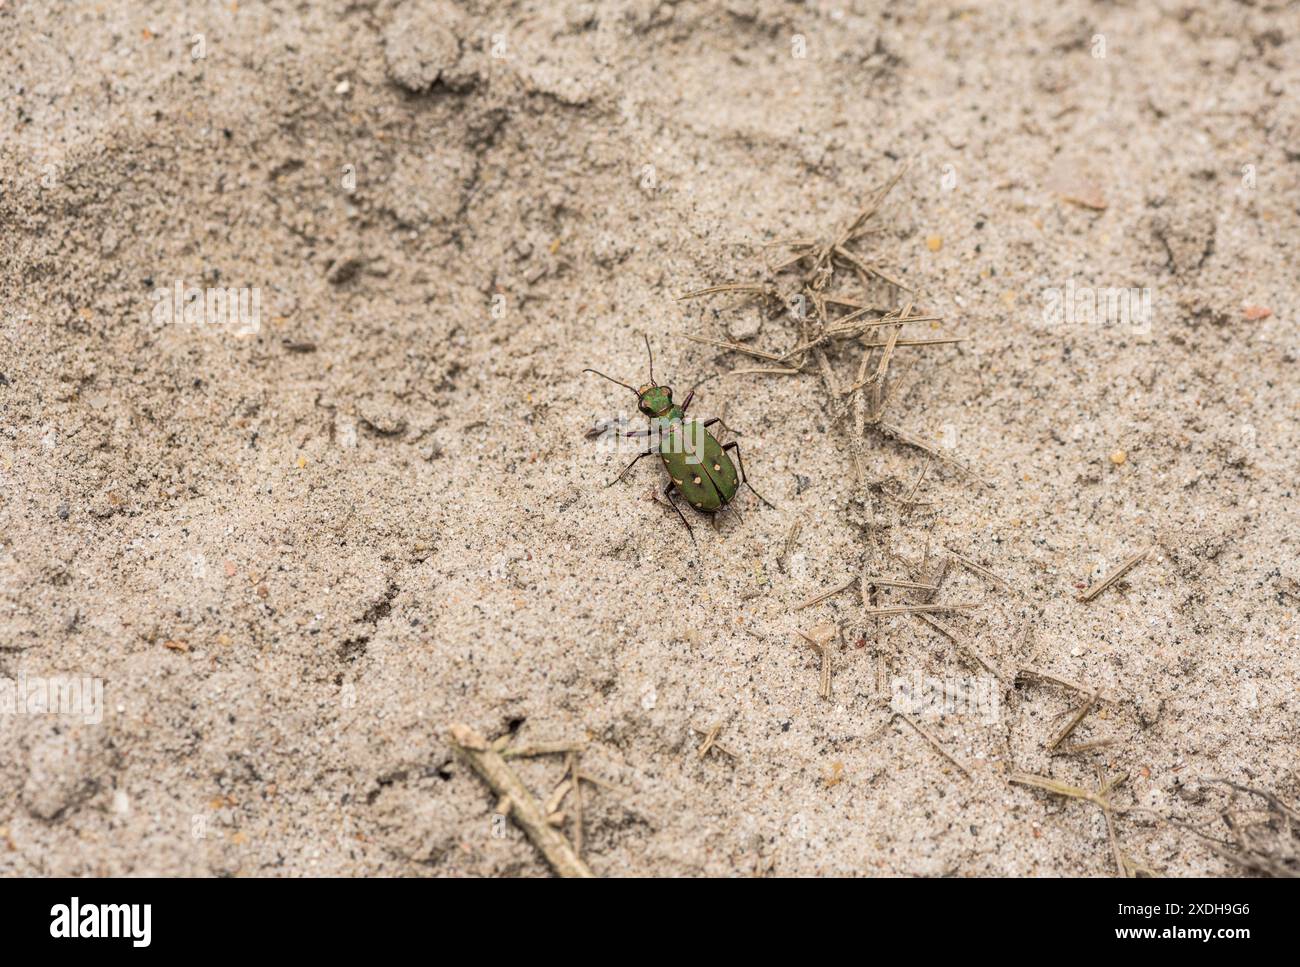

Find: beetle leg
<box><xmin>702</xmin><ymin>416</ymin><xmax>739</xmax><ymax>438</ymax></box>
<box><xmin>607</xmin><ymin>448</ymin><xmax>655</xmax><ymax>487</ymax></box>
<box><xmin>587</xmin><ymin>414</ymin><xmax>658</xmax><ymax>440</ymax></box>
<box><xmin>661</xmin><ymin>480</ymin><xmax>696</xmax><ymax>543</ymax></box>
<box><xmin>722</xmin><ymin>440</ymin><xmax>776</xmax><ymax>509</ymax></box>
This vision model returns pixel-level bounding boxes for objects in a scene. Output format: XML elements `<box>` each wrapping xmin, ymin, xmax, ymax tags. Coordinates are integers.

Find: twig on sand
<box><xmin>1051</xmin><ymin>738</ymin><xmax>1115</xmax><ymax>757</ymax></box>
<box><xmin>1010</xmin><ymin>770</ymin><xmax>1136</xmax><ymax>876</ymax></box>
<box><xmin>945</xmin><ymin>548</ymin><xmax>1011</xmax><ymax>591</ymax></box>
<box><xmin>795</xmin><ymin>622</ymin><xmax>838</xmax><ymax>700</ymax></box>
<box><xmin>1015</xmin><ymin>666</ymin><xmax>1115</xmax><ymax>705</ymax></box>
<box><xmin>864</xmin><ymin>602</ymin><xmax>978</xmax><ymax>617</ymax></box>
<box><xmin>779</xmin><ymin>518</ymin><xmax>803</xmax><ymax>573</ymax></box>
<box><xmin>1189</xmin><ymin>781</ymin><xmax>1300</xmax><ymax>877</ymax></box>
<box><xmin>792</xmin><ymin>575</ymin><xmax>857</xmax><ymax>610</ymax></box>
<box><xmin>914</xmin><ymin>612</ymin><xmax>1005</xmax><ymax>682</ymax></box>
<box><xmin>863</xmin><ymin>576</ymin><xmax>939</xmax><ymax>591</ymax></box>
<box><xmin>694</xmin><ymin>721</ymin><xmax>739</xmax><ymax>760</ymax></box>
<box><xmin>729</xmin><ymin>367</ymin><xmax>803</xmax><ymax>377</ymax></box>
<box><xmin>682</xmin><ymin>334</ymin><xmax>784</xmax><ymax>361</ymax></box>
<box><xmin>448</xmin><ymin>723</ymin><xmax>594</xmax><ymax>878</ymax></box>
<box><xmin>877</xmin><ymin>421</ymin><xmax>991</xmax><ymax>484</ymax></box>
<box><xmin>1046</xmin><ymin>692</ymin><xmax>1098</xmax><ymax>751</ymax></box>
<box><xmin>502</xmin><ymin>741</ymin><xmax>587</xmax><ymax>758</ymax></box>
<box><xmin>1079</xmin><ymin>548</ymin><xmax>1150</xmax><ymax>602</ymax></box>
<box><xmin>841</xmin><ymin>337</ymin><xmax>964</xmax><ymax>358</ymax></box>
<box><xmin>566</xmin><ymin>751</ymin><xmax>584</xmax><ymax>859</ymax></box>
<box><xmin>902</xmin><ymin>457</ymin><xmax>932</xmax><ymax>504</ymax></box>
<box><xmin>677</xmin><ymin>282</ymin><xmax>773</xmax><ymax>300</ymax></box>
<box><xmin>544</xmin><ymin>778</ymin><xmax>572</xmax><ymax>815</ymax></box>
<box><xmin>896</xmin><ymin>712</ymin><xmax>971</xmax><ymax>779</ymax></box>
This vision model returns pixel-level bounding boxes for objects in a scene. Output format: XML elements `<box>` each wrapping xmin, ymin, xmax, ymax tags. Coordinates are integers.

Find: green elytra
<box><xmin>584</xmin><ymin>337</ymin><xmax>774</xmax><ymax>540</ymax></box>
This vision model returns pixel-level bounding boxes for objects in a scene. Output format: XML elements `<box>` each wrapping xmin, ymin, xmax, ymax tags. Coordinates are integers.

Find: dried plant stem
<box><xmin>502</xmin><ymin>741</ymin><xmax>586</xmax><ymax>758</ymax></box>
<box><xmin>779</xmin><ymin>518</ymin><xmax>803</xmax><ymax>572</ymax></box>
<box><xmin>567</xmin><ymin>751</ymin><xmax>584</xmax><ymax>859</ymax></box>
<box><xmin>1079</xmin><ymin>548</ymin><xmax>1150</xmax><ymax>602</ymax></box>
<box><xmin>896</xmin><ymin>712</ymin><xmax>971</xmax><ymax>779</ymax></box>
<box><xmin>692</xmin><ymin>722</ymin><xmax>739</xmax><ymax>759</ymax></box>
<box><xmin>1015</xmin><ymin>666</ymin><xmax>1115</xmax><ymax>705</ymax></box>
<box><xmin>877</xmin><ymin>421</ymin><xmax>988</xmax><ymax>482</ymax></box>
<box><xmin>1010</xmin><ymin>771</ymin><xmax>1131</xmax><ymax>876</ymax></box>
<box><xmin>914</xmin><ymin>612</ymin><xmax>1005</xmax><ymax>682</ymax></box>
<box><xmin>945</xmin><ymin>548</ymin><xmax>1011</xmax><ymax>591</ymax></box>
<box><xmin>864</xmin><ymin>603</ymin><xmax>977</xmax><ymax>617</ymax></box>
<box><xmin>683</xmin><ymin>334</ymin><xmax>783</xmax><ymax>361</ymax></box>
<box><xmin>792</xmin><ymin>575</ymin><xmax>857</xmax><ymax>610</ymax></box>
<box><xmin>862</xmin><ymin>576</ymin><xmax>939</xmax><ymax>591</ymax></box>
<box><xmin>795</xmin><ymin>624</ymin><xmax>837</xmax><ymax>700</ymax></box>
<box><xmin>449</xmin><ymin>723</ymin><xmax>594</xmax><ymax>878</ymax></box>
<box><xmin>1046</xmin><ymin>693</ymin><xmax>1098</xmax><ymax>751</ymax></box>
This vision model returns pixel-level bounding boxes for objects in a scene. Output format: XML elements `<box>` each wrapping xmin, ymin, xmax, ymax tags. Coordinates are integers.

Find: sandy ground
<box><xmin>1</xmin><ymin>0</ymin><xmax>1297</xmax><ymax>877</ymax></box>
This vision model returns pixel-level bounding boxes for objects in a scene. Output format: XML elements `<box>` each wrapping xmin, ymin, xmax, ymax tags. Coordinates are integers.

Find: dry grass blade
<box><xmin>896</xmin><ymin>712</ymin><xmax>971</xmax><ymax>779</ymax></box>
<box><xmin>795</xmin><ymin>622</ymin><xmax>837</xmax><ymax>700</ymax></box>
<box><xmin>696</xmin><ymin>723</ymin><xmax>722</xmax><ymax>759</ymax></box>
<box><xmin>1015</xmin><ymin>666</ymin><xmax>1115</xmax><ymax>705</ymax></box>
<box><xmin>792</xmin><ymin>575</ymin><xmax>857</xmax><ymax>611</ymax></box>
<box><xmin>902</xmin><ymin>458</ymin><xmax>932</xmax><ymax>503</ymax></box>
<box><xmin>1011</xmin><ymin>772</ymin><xmax>1095</xmax><ymax>802</ymax></box>
<box><xmin>826</xmin><ymin>312</ymin><xmax>944</xmax><ymax>335</ymax></box>
<box><xmin>683</xmin><ymin>334</ymin><xmax>784</xmax><ymax>361</ymax></box>
<box><xmin>945</xmin><ymin>548</ymin><xmax>1011</xmax><ymax>591</ymax></box>
<box><xmin>502</xmin><ymin>741</ymin><xmax>587</xmax><ymax>758</ymax></box>
<box><xmin>862</xmin><ymin>576</ymin><xmax>939</xmax><ymax>591</ymax></box>
<box><xmin>864</xmin><ymin>603</ymin><xmax>977</xmax><ymax>617</ymax></box>
<box><xmin>1046</xmin><ymin>693</ymin><xmax>1098</xmax><ymax>751</ymax></box>
<box><xmin>1191</xmin><ymin>781</ymin><xmax>1300</xmax><ymax>877</ymax></box>
<box><xmin>692</xmin><ymin>722</ymin><xmax>739</xmax><ymax>760</ymax></box>
<box><xmin>1011</xmin><ymin>770</ymin><xmax>1134</xmax><ymax>876</ymax></box>
<box><xmin>1079</xmin><ymin>548</ymin><xmax>1150</xmax><ymax>602</ymax></box>
<box><xmin>678</xmin><ymin>282</ymin><xmax>773</xmax><ymax>300</ymax></box>
<box><xmin>877</xmin><ymin>421</ymin><xmax>990</xmax><ymax>483</ymax></box>
<box><xmin>914</xmin><ymin>612</ymin><xmax>1005</xmax><ymax>682</ymax></box>
<box><xmin>854</xmin><ymin>335</ymin><xmax>962</xmax><ymax>350</ymax></box>
<box><xmin>779</xmin><ymin>518</ymin><xmax>803</xmax><ymax>572</ymax></box>
<box><xmin>1051</xmin><ymin>739</ymin><xmax>1116</xmax><ymax>757</ymax></box>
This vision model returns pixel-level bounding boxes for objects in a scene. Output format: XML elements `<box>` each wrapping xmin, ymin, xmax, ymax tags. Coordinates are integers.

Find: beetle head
<box><xmin>637</xmin><ymin>383</ymin><xmax>674</xmax><ymax>417</ymax></box>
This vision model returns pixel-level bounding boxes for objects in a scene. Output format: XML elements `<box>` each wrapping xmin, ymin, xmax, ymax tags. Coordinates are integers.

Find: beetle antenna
<box><xmin>583</xmin><ymin>368</ymin><xmax>639</xmax><ymax>395</ymax></box>
<box><xmin>643</xmin><ymin>334</ymin><xmax>656</xmax><ymax>385</ymax></box>
<box><xmin>686</xmin><ymin>372</ymin><xmax>719</xmax><ymax>396</ymax></box>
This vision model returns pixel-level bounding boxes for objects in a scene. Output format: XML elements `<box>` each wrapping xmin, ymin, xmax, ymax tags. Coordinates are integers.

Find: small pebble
<box><xmin>926</xmin><ymin>235</ymin><xmax>943</xmax><ymax>252</ymax></box>
<box><xmin>1110</xmin><ymin>450</ymin><xmax>1127</xmax><ymax>465</ymax></box>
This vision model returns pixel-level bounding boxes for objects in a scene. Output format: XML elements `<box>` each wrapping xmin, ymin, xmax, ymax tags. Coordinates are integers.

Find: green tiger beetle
<box><xmin>585</xmin><ymin>337</ymin><xmax>774</xmax><ymax>541</ymax></box>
